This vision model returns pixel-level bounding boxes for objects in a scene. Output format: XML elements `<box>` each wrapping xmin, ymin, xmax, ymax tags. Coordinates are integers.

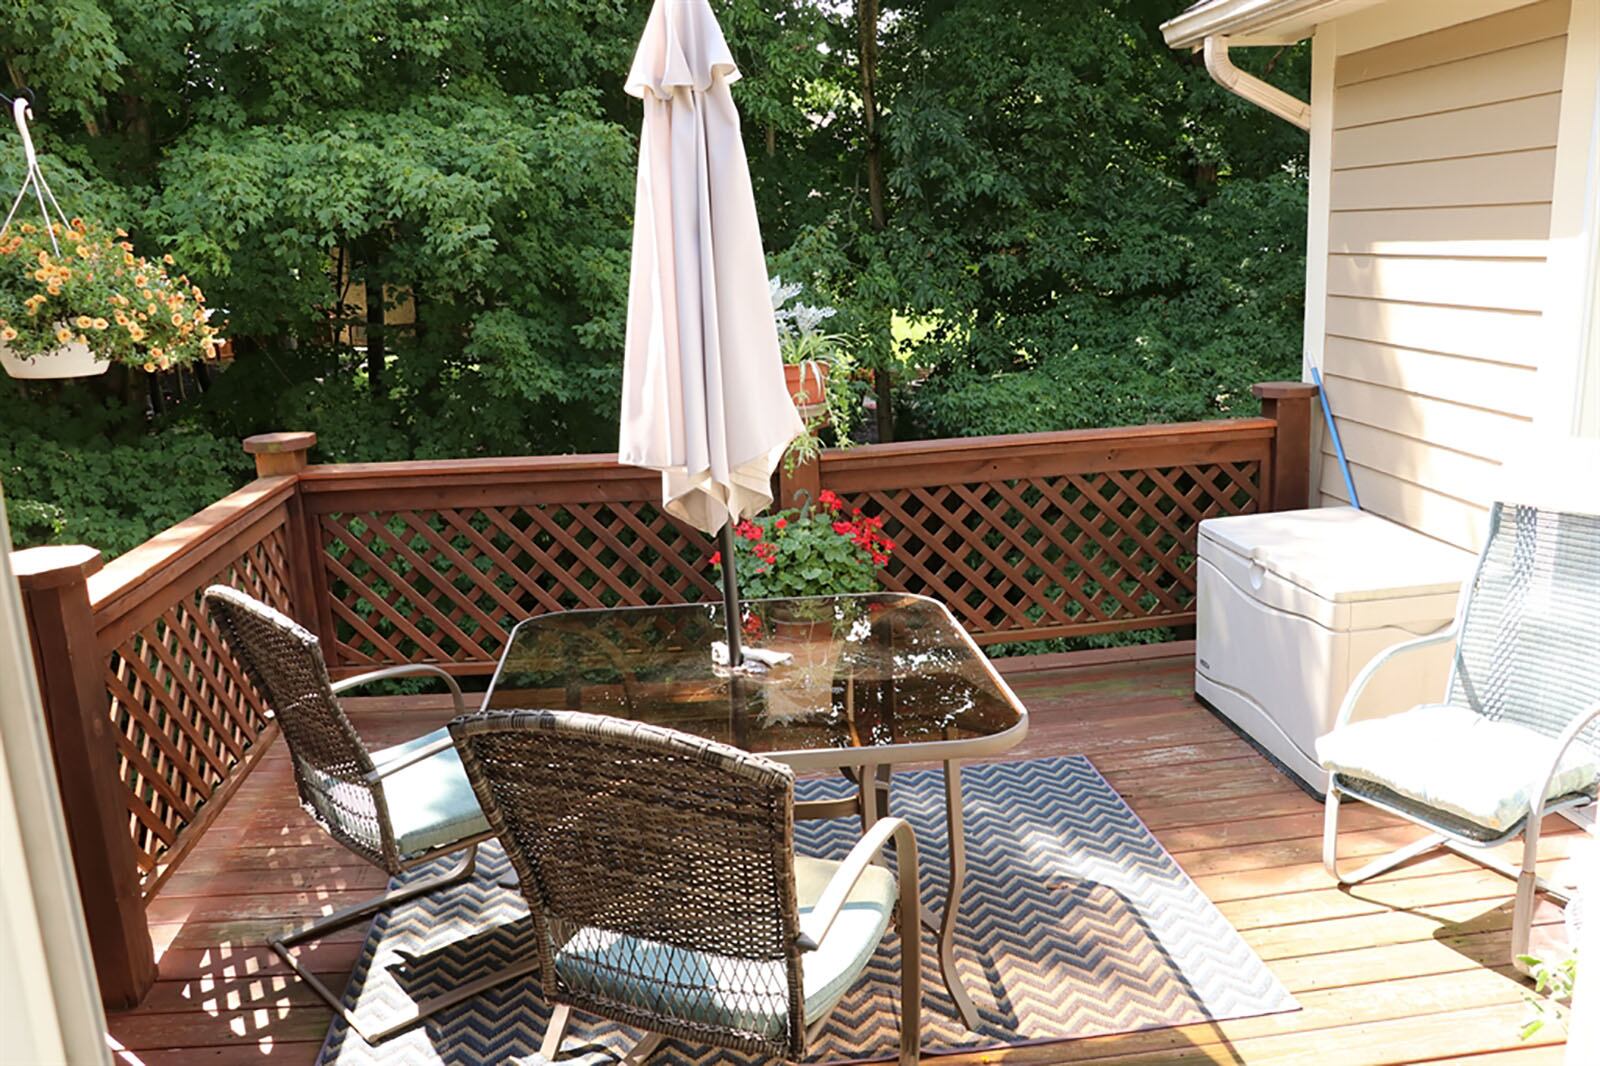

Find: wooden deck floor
<box><xmin>107</xmin><ymin>645</ymin><xmax>1580</xmax><ymax>1065</ymax></box>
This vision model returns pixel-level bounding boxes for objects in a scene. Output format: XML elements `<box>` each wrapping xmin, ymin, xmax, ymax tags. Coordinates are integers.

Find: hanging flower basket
<box><xmin>0</xmin><ymin>328</ymin><xmax>108</xmax><ymax>378</ymax></box>
<box><xmin>0</xmin><ymin>97</ymin><xmax>220</xmax><ymax>380</ymax></box>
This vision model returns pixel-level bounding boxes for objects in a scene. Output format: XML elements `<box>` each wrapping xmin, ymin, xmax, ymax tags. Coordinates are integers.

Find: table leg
<box><xmin>858</xmin><ymin>761</ymin><xmax>882</xmax><ymax>833</ymax></box>
<box><xmin>937</xmin><ymin>758</ymin><xmax>980</xmax><ymax>1030</ymax></box>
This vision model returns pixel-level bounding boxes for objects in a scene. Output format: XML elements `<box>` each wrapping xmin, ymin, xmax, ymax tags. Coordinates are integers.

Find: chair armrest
<box><xmin>331</xmin><ymin>663</ymin><xmax>466</xmax><ymax>718</ymax></box>
<box><xmin>1330</xmin><ymin>623</ymin><xmax>1459</xmax><ymax>733</ymax></box>
<box><xmin>1524</xmin><ymin>701</ymin><xmax>1600</xmax><ymax>830</ymax></box>
<box><xmin>797</xmin><ymin>817</ymin><xmax>919</xmax><ymax>951</ymax></box>
<box><xmin>364</xmin><ymin>734</ymin><xmax>458</xmax><ymax>783</ymax></box>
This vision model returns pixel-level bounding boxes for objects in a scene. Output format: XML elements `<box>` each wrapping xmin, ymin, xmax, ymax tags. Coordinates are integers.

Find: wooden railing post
<box><xmin>1253</xmin><ymin>381</ymin><xmax>1319</xmax><ymax>512</ymax></box>
<box><xmin>776</xmin><ymin>455</ymin><xmax>821</xmax><ymax>510</ymax></box>
<box><xmin>14</xmin><ymin>544</ymin><xmax>157</xmax><ymax>1009</ymax></box>
<box><xmin>243</xmin><ymin>430</ymin><xmax>317</xmax><ymax>477</ymax></box>
<box><xmin>244</xmin><ymin>432</ymin><xmax>324</xmax><ymax>636</ymax></box>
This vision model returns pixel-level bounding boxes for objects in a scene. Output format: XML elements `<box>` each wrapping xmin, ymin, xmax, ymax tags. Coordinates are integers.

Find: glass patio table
<box><xmin>481</xmin><ymin>591</ymin><xmax>1029</xmax><ymax>1029</ymax></box>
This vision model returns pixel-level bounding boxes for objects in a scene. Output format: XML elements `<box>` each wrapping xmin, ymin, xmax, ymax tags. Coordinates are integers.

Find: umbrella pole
<box><xmin>719</xmin><ymin>522</ymin><xmax>744</xmax><ymax>667</ymax></box>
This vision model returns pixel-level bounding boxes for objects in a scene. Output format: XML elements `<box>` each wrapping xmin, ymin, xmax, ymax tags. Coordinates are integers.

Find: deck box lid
<box><xmin>1198</xmin><ymin>506</ymin><xmax>1473</xmax><ymax>603</ymax></box>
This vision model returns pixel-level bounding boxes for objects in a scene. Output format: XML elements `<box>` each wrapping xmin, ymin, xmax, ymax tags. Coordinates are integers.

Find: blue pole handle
<box><xmin>1311</xmin><ymin>367</ymin><xmax>1359</xmax><ymax>510</ymax></box>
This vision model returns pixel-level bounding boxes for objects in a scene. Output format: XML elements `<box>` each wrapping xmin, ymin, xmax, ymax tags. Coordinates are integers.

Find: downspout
<box><xmin>1204</xmin><ymin>35</ymin><xmax>1312</xmax><ymax>130</ymax></box>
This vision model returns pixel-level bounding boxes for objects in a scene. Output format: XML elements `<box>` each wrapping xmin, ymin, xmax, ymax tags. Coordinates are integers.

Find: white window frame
<box><xmin>0</xmin><ymin>488</ymin><xmax>109</xmax><ymax>1065</ymax></box>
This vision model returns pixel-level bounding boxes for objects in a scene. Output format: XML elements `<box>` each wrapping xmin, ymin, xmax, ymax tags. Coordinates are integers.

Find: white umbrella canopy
<box><xmin>617</xmin><ymin>0</ymin><xmax>803</xmax><ymax>537</ymax></box>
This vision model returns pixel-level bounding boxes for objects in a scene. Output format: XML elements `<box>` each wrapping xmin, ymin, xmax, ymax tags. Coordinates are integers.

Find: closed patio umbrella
<box><xmin>618</xmin><ymin>0</ymin><xmax>803</xmax><ymax>666</ymax></box>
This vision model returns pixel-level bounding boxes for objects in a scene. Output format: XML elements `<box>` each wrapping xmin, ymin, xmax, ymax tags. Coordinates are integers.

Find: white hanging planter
<box><xmin>0</xmin><ymin>99</ymin><xmax>108</xmax><ymax>380</ymax></box>
<box><xmin>1</xmin><ymin>330</ymin><xmax>110</xmax><ymax>379</ymax></box>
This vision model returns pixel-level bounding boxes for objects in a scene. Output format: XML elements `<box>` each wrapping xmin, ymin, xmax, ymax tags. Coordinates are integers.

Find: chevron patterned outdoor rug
<box><xmin>317</xmin><ymin>755</ymin><xmax>1295</xmax><ymax>1064</ymax></box>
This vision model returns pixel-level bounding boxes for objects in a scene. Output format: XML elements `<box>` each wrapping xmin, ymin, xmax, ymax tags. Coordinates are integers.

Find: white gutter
<box><xmin>1204</xmin><ymin>35</ymin><xmax>1312</xmax><ymax>130</ymax></box>
<box><xmin>1162</xmin><ymin>0</ymin><xmax>1349</xmax><ymax>49</ymax></box>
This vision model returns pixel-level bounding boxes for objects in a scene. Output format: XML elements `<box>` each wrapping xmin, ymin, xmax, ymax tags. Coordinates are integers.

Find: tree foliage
<box><xmin>0</xmin><ymin>0</ymin><xmax>1309</xmax><ymax>551</ymax></box>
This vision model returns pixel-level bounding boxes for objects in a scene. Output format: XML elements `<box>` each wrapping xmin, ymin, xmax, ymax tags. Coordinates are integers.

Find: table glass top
<box><xmin>483</xmin><ymin>593</ymin><xmax>1027</xmax><ymax>764</ymax></box>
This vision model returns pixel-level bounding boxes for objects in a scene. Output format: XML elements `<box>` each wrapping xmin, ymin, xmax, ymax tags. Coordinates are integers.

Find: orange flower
<box><xmin>93</xmin><ymin>318</ymin><xmax>108</xmax><ymax>330</ymax></box>
<box><xmin>54</xmin><ymin>326</ymin><xmax>72</xmax><ymax>344</ymax></box>
<box><xmin>115</xmin><ymin>227</ymin><xmax>128</xmax><ymax>237</ymax></box>
<box><xmin>162</xmin><ymin>254</ymin><xmax>174</xmax><ymax>264</ymax></box>
<box><xmin>133</xmin><ymin>275</ymin><xmax>147</xmax><ymax>287</ymax></box>
<box><xmin>170</xmin><ymin>312</ymin><xmax>184</xmax><ymax>326</ymax></box>
<box><xmin>0</xmin><ymin>327</ymin><xmax>16</xmax><ymax>342</ymax></box>
<box><xmin>75</xmin><ymin>315</ymin><xmax>94</xmax><ymax>329</ymax></box>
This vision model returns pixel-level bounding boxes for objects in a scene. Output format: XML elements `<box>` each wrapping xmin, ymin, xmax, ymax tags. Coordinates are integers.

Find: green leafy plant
<box><xmin>0</xmin><ymin>218</ymin><xmax>221</xmax><ymax>371</ymax></box>
<box><xmin>1517</xmin><ymin>952</ymin><xmax>1578</xmax><ymax>1041</ymax></box>
<box><xmin>712</xmin><ymin>490</ymin><xmax>892</xmax><ymax>602</ymax></box>
<box><xmin>771</xmin><ymin>276</ymin><xmax>858</xmax><ymax>469</ymax></box>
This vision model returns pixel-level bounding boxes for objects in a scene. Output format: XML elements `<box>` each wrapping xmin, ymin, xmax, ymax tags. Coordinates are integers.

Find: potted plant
<box><xmin>0</xmin><ymin>218</ymin><xmax>221</xmax><ymax>379</ymax></box>
<box><xmin>712</xmin><ymin>488</ymin><xmax>894</xmax><ymax>641</ymax></box>
<box><xmin>770</xmin><ymin>277</ymin><xmax>857</xmax><ymax>464</ymax></box>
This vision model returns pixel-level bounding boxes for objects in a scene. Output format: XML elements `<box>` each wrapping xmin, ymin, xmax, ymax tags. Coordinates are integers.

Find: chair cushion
<box><xmin>552</xmin><ymin>853</ymin><xmax>897</xmax><ymax>1038</ymax></box>
<box><xmin>370</xmin><ymin>728</ymin><xmax>492</xmax><ymax>859</ymax></box>
<box><xmin>1316</xmin><ymin>704</ymin><xmax>1600</xmax><ymax>833</ymax></box>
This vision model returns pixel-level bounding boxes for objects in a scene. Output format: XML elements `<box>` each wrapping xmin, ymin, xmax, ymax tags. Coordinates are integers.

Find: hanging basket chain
<box><xmin>2</xmin><ymin>97</ymin><xmax>72</xmax><ymax>256</ymax></box>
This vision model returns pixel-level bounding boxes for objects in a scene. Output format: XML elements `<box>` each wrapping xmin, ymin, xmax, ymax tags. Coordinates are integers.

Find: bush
<box><xmin>0</xmin><ymin>392</ymin><xmax>252</xmax><ymax>556</ymax></box>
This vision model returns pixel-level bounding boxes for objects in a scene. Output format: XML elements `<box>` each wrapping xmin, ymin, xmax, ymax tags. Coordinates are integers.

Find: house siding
<box><xmin>1319</xmin><ymin>0</ymin><xmax>1568</xmax><ymax>550</ymax></box>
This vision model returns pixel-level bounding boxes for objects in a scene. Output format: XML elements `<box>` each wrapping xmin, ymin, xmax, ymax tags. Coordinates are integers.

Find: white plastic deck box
<box><xmin>1195</xmin><ymin>507</ymin><xmax>1474</xmax><ymax>793</ymax></box>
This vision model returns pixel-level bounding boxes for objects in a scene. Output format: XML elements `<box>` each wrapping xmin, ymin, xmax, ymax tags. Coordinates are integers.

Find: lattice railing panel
<box><xmin>832</xmin><ymin>461</ymin><xmax>1262</xmax><ymax>641</ymax></box>
<box><xmin>103</xmin><ymin>523</ymin><xmax>292</xmax><ymax>876</ymax></box>
<box><xmin>319</xmin><ymin>503</ymin><xmax>719</xmax><ymax>669</ymax></box>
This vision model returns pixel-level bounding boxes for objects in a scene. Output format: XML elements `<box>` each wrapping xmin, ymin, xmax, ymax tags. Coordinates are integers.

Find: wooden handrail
<box><xmin>819</xmin><ymin>418</ymin><xmax>1277</xmax><ymax>490</ymax></box>
<box><xmin>88</xmin><ymin>476</ymin><xmax>296</xmax><ymax>633</ymax></box>
<box><xmin>822</xmin><ymin>416</ymin><xmax>1276</xmax><ymax>463</ymax></box>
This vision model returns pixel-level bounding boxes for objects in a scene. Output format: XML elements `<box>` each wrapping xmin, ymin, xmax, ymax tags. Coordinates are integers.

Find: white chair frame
<box><xmin>1321</xmin><ymin>510</ymin><xmax>1600</xmax><ymax>977</ymax></box>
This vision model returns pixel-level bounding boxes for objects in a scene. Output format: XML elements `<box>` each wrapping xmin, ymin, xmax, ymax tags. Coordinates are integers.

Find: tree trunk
<box><xmin>857</xmin><ymin>0</ymin><xmax>894</xmax><ymax>442</ymax></box>
<box><xmin>365</xmin><ymin>268</ymin><xmax>385</xmax><ymax>396</ymax></box>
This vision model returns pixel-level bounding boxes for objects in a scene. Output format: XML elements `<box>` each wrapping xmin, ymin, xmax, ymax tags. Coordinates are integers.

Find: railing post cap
<box><xmin>12</xmin><ymin>544</ymin><xmax>104</xmax><ymax>590</ymax></box>
<box><xmin>1252</xmin><ymin>381</ymin><xmax>1319</xmax><ymax>400</ymax></box>
<box><xmin>243</xmin><ymin>431</ymin><xmax>318</xmax><ymax>456</ymax></box>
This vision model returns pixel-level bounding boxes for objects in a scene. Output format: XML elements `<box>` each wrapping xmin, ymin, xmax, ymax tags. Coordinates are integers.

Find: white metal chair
<box><xmin>449</xmin><ymin>708</ymin><xmax>923</xmax><ymax>1065</ymax></box>
<box><xmin>1317</xmin><ymin>502</ymin><xmax>1600</xmax><ymax>974</ymax></box>
<box><xmin>203</xmin><ymin>585</ymin><xmax>535</xmax><ymax>1042</ymax></box>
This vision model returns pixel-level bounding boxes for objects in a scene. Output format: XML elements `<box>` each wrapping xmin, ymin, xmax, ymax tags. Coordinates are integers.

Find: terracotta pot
<box><xmin>771</xmin><ymin>616</ymin><xmax>834</xmax><ymax>645</ymax></box>
<box><xmin>784</xmin><ymin>360</ymin><xmax>829</xmax><ymax>422</ymax></box>
<box><xmin>1</xmin><ymin>331</ymin><xmax>110</xmax><ymax>379</ymax></box>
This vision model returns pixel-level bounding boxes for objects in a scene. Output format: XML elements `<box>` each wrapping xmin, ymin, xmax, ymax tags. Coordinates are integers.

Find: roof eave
<box><xmin>1159</xmin><ymin>0</ymin><xmax>1353</xmax><ymax>50</ymax></box>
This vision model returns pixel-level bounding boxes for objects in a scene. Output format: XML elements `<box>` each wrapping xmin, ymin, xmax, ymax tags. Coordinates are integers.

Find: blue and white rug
<box><xmin>317</xmin><ymin>755</ymin><xmax>1295</xmax><ymax>1064</ymax></box>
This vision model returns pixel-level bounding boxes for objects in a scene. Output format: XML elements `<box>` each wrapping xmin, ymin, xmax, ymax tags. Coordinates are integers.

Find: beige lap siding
<box><xmin>1320</xmin><ymin>0</ymin><xmax>1568</xmax><ymax>550</ymax></box>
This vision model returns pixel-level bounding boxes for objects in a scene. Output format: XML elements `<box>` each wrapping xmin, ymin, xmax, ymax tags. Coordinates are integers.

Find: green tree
<box><xmin>763</xmin><ymin>1</ymin><xmax>1311</xmax><ymax>438</ymax></box>
<box><xmin>0</xmin><ymin>0</ymin><xmax>1312</xmax><ymax>552</ymax></box>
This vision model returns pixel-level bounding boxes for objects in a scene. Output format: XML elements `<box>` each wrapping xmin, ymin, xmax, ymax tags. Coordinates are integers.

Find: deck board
<box><xmin>105</xmin><ymin>648</ymin><xmax>1577</xmax><ymax>1064</ymax></box>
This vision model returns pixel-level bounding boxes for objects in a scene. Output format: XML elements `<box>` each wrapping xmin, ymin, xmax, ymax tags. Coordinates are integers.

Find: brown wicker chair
<box><xmin>202</xmin><ymin>585</ymin><xmax>536</xmax><ymax>1043</ymax></box>
<box><xmin>449</xmin><ymin>708</ymin><xmax>923</xmax><ymax>1065</ymax></box>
